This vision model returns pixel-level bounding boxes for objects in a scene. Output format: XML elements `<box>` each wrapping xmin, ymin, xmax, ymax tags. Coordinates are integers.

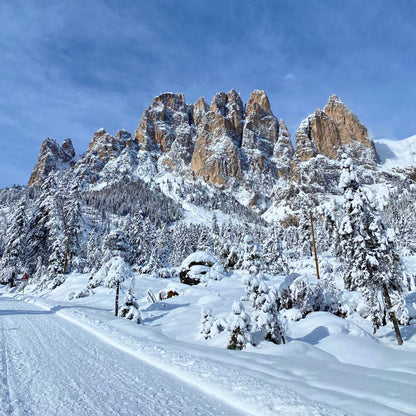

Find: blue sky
<box><xmin>1</xmin><ymin>0</ymin><xmax>415</xmax><ymax>188</ymax></box>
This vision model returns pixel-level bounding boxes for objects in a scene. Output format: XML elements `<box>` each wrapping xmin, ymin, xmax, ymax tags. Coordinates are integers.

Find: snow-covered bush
<box><xmin>278</xmin><ymin>275</ymin><xmax>345</xmax><ymax>320</ymax></box>
<box><xmin>46</xmin><ymin>273</ymin><xmax>67</xmax><ymax>290</ymax></box>
<box><xmin>0</xmin><ymin>265</ymin><xmax>15</xmax><ymax>285</ymax></box>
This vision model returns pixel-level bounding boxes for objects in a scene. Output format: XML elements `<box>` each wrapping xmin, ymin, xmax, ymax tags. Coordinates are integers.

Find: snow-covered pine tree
<box><xmin>146</xmin><ymin>224</ymin><xmax>172</xmax><ymax>273</ymax></box>
<box><xmin>338</xmin><ymin>157</ymin><xmax>404</xmax><ymax>342</ymax></box>
<box><xmin>227</xmin><ymin>300</ymin><xmax>253</xmax><ymax>350</ymax></box>
<box><xmin>0</xmin><ymin>197</ymin><xmax>27</xmax><ymax>283</ymax></box>
<box><xmin>382</xmin><ymin>186</ymin><xmax>416</xmax><ymax>256</ymax></box>
<box><xmin>86</xmin><ymin>231</ymin><xmax>102</xmax><ymax>272</ymax></box>
<box><xmin>211</xmin><ymin>212</ymin><xmax>220</xmax><ymax>235</ymax></box>
<box><xmin>45</xmin><ymin>192</ymin><xmax>66</xmax><ymax>278</ymax></box>
<box><xmin>138</xmin><ymin>218</ymin><xmax>157</xmax><ymax>268</ymax></box>
<box><xmin>124</xmin><ymin>210</ymin><xmax>143</xmax><ymax>265</ymax></box>
<box><xmin>249</xmin><ymin>278</ymin><xmax>287</xmax><ymax>344</ymax></box>
<box><xmin>119</xmin><ymin>288</ymin><xmax>141</xmax><ymax>323</ymax></box>
<box><xmin>199</xmin><ymin>308</ymin><xmax>214</xmax><ymax>340</ymax></box>
<box><xmin>262</xmin><ymin>225</ymin><xmax>288</xmax><ymax>275</ymax></box>
<box><xmin>102</xmin><ymin>229</ymin><xmax>132</xmax><ymax>264</ymax></box>
<box><xmin>104</xmin><ymin>256</ymin><xmax>132</xmax><ymax>288</ymax></box>
<box><xmin>239</xmin><ymin>234</ymin><xmax>262</xmax><ymax>275</ymax></box>
<box><xmin>316</xmin><ymin>201</ymin><xmax>340</xmax><ymax>255</ymax></box>
<box><xmin>26</xmin><ymin>189</ymin><xmax>51</xmax><ymax>274</ymax></box>
<box><xmin>63</xmin><ymin>186</ymin><xmax>84</xmax><ymax>272</ymax></box>
<box><xmin>196</xmin><ymin>225</ymin><xmax>213</xmax><ymax>252</ymax></box>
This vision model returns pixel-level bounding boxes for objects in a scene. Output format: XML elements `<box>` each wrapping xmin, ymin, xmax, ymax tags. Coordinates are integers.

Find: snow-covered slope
<box><xmin>375</xmin><ymin>135</ymin><xmax>416</xmax><ymax>170</ymax></box>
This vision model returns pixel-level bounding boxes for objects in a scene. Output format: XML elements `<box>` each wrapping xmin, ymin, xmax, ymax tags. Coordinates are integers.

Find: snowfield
<box><xmin>2</xmin><ymin>265</ymin><xmax>416</xmax><ymax>416</ymax></box>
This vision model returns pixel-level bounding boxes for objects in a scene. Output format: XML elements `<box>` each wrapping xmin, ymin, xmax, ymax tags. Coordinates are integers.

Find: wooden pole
<box><xmin>115</xmin><ymin>281</ymin><xmax>120</xmax><ymax>317</ymax></box>
<box><xmin>309</xmin><ymin>210</ymin><xmax>320</xmax><ymax>280</ymax></box>
<box><xmin>382</xmin><ymin>282</ymin><xmax>403</xmax><ymax>345</ymax></box>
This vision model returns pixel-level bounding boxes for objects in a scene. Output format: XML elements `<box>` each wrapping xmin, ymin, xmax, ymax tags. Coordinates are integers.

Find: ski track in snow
<box><xmin>0</xmin><ymin>296</ymin><xmax>247</xmax><ymax>416</ymax></box>
<box><xmin>0</xmin><ymin>294</ymin><xmax>346</xmax><ymax>416</ymax></box>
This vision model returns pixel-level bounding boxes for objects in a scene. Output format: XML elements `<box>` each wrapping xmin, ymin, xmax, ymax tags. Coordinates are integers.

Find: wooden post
<box><xmin>62</xmin><ymin>232</ymin><xmax>71</xmax><ymax>275</ymax></box>
<box><xmin>382</xmin><ymin>282</ymin><xmax>403</xmax><ymax>345</ymax></box>
<box><xmin>309</xmin><ymin>210</ymin><xmax>320</xmax><ymax>280</ymax></box>
<box><xmin>115</xmin><ymin>281</ymin><xmax>120</xmax><ymax>317</ymax></box>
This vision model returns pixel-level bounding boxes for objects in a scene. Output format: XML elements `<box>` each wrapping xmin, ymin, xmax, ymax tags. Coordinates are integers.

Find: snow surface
<box><xmin>2</xmin><ymin>263</ymin><xmax>416</xmax><ymax>416</ymax></box>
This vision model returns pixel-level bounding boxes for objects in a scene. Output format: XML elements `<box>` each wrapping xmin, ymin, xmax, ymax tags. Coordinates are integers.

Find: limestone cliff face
<box><xmin>28</xmin><ymin>137</ymin><xmax>75</xmax><ymax>186</ymax></box>
<box><xmin>191</xmin><ymin>90</ymin><xmax>244</xmax><ymax>186</ymax></box>
<box><xmin>295</xmin><ymin>95</ymin><xmax>379</xmax><ymax>165</ymax></box>
<box><xmin>241</xmin><ymin>90</ymin><xmax>279</xmax><ymax>174</ymax></box>
<box><xmin>134</xmin><ymin>89</ymin><xmax>293</xmax><ymax>188</ymax></box>
<box><xmin>135</xmin><ymin>93</ymin><xmax>194</xmax><ymax>172</ymax></box>
<box><xmin>323</xmin><ymin>95</ymin><xmax>378</xmax><ymax>163</ymax></box>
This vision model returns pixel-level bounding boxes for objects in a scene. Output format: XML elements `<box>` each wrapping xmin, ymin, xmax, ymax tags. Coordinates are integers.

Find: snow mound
<box><xmin>180</xmin><ymin>251</ymin><xmax>218</xmax><ymax>269</ymax></box>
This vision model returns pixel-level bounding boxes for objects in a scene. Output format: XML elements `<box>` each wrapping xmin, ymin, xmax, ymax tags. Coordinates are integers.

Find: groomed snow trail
<box><xmin>0</xmin><ymin>296</ymin><xmax>246</xmax><ymax>416</ymax></box>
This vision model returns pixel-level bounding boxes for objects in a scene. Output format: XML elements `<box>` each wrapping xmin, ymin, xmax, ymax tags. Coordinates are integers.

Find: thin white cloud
<box><xmin>283</xmin><ymin>72</ymin><xmax>295</xmax><ymax>81</ymax></box>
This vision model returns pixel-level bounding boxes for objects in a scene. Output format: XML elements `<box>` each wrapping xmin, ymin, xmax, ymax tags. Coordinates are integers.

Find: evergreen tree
<box><xmin>239</xmin><ymin>234</ymin><xmax>262</xmax><ymax>275</ymax></box>
<box><xmin>246</xmin><ymin>276</ymin><xmax>287</xmax><ymax>344</ymax></box>
<box><xmin>46</xmin><ymin>194</ymin><xmax>66</xmax><ymax>277</ymax></box>
<box><xmin>0</xmin><ymin>198</ymin><xmax>27</xmax><ymax>282</ymax></box>
<box><xmin>196</xmin><ymin>225</ymin><xmax>212</xmax><ymax>252</ymax></box>
<box><xmin>211</xmin><ymin>212</ymin><xmax>220</xmax><ymax>235</ymax></box>
<box><xmin>199</xmin><ymin>308</ymin><xmax>214</xmax><ymax>340</ymax></box>
<box><xmin>338</xmin><ymin>158</ymin><xmax>404</xmax><ymax>341</ymax></box>
<box><xmin>63</xmin><ymin>186</ymin><xmax>84</xmax><ymax>272</ymax></box>
<box><xmin>119</xmin><ymin>288</ymin><xmax>141</xmax><ymax>323</ymax></box>
<box><xmin>86</xmin><ymin>231</ymin><xmax>102</xmax><ymax>271</ymax></box>
<box><xmin>227</xmin><ymin>300</ymin><xmax>253</xmax><ymax>350</ymax></box>
<box><xmin>262</xmin><ymin>225</ymin><xmax>288</xmax><ymax>275</ymax></box>
<box><xmin>146</xmin><ymin>225</ymin><xmax>172</xmax><ymax>273</ymax></box>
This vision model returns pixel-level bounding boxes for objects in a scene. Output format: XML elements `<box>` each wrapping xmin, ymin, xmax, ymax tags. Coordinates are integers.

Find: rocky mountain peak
<box><xmin>241</xmin><ymin>90</ymin><xmax>280</xmax><ymax>177</ymax></box>
<box><xmin>28</xmin><ymin>137</ymin><xmax>75</xmax><ymax>186</ymax></box>
<box><xmin>135</xmin><ymin>92</ymin><xmax>190</xmax><ymax>154</ymax></box>
<box><xmin>245</xmin><ymin>89</ymin><xmax>272</xmax><ymax>115</ymax></box>
<box><xmin>295</xmin><ymin>95</ymin><xmax>379</xmax><ymax>164</ymax></box>
<box><xmin>115</xmin><ymin>129</ymin><xmax>131</xmax><ymax>140</ymax></box>
<box><xmin>323</xmin><ymin>95</ymin><xmax>378</xmax><ymax>163</ymax></box>
<box><xmin>93</xmin><ymin>128</ymin><xmax>107</xmax><ymax>138</ymax></box>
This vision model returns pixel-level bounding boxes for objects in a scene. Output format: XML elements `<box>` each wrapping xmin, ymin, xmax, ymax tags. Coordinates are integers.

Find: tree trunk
<box><xmin>115</xmin><ymin>281</ymin><xmax>120</xmax><ymax>317</ymax></box>
<box><xmin>62</xmin><ymin>232</ymin><xmax>71</xmax><ymax>275</ymax></box>
<box><xmin>382</xmin><ymin>282</ymin><xmax>403</xmax><ymax>345</ymax></box>
<box><xmin>309</xmin><ymin>211</ymin><xmax>320</xmax><ymax>280</ymax></box>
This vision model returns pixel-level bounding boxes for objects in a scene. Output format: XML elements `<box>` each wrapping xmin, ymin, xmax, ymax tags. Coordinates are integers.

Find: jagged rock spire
<box><xmin>28</xmin><ymin>138</ymin><xmax>75</xmax><ymax>186</ymax></box>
